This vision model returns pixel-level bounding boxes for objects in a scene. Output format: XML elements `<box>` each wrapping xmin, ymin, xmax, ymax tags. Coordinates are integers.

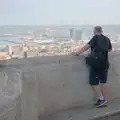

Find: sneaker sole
<box><xmin>96</xmin><ymin>101</ymin><xmax>108</xmax><ymax>108</ymax></box>
<box><xmin>96</xmin><ymin>104</ymin><xmax>107</xmax><ymax>108</ymax></box>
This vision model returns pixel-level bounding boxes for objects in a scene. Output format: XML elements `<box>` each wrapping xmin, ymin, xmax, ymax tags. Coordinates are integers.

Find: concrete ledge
<box><xmin>0</xmin><ymin>51</ymin><xmax>118</xmax><ymax>67</ymax></box>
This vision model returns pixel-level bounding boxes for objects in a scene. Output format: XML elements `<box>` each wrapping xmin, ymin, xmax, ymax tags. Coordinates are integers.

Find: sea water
<box><xmin>0</xmin><ymin>37</ymin><xmax>24</xmax><ymax>45</ymax></box>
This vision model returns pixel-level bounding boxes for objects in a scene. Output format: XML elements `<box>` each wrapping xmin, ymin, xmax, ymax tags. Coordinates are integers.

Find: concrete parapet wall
<box><xmin>16</xmin><ymin>52</ymin><xmax>120</xmax><ymax>119</ymax></box>
<box><xmin>0</xmin><ymin>67</ymin><xmax>22</xmax><ymax>120</ymax></box>
<box><xmin>0</xmin><ymin>52</ymin><xmax>120</xmax><ymax>120</ymax></box>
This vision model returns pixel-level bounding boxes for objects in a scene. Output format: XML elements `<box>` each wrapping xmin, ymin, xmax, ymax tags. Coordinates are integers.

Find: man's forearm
<box><xmin>78</xmin><ymin>44</ymin><xmax>90</xmax><ymax>54</ymax></box>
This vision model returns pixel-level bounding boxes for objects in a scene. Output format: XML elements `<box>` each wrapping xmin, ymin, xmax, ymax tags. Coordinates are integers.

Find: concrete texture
<box><xmin>40</xmin><ymin>98</ymin><xmax>120</xmax><ymax>120</ymax></box>
<box><xmin>0</xmin><ymin>67</ymin><xmax>22</xmax><ymax>120</ymax></box>
<box><xmin>0</xmin><ymin>52</ymin><xmax>120</xmax><ymax>120</ymax></box>
<box><xmin>19</xmin><ymin>54</ymin><xmax>120</xmax><ymax>116</ymax></box>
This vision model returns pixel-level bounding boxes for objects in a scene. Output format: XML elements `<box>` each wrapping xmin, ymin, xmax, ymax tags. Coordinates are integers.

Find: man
<box><xmin>73</xmin><ymin>26</ymin><xmax>112</xmax><ymax>107</ymax></box>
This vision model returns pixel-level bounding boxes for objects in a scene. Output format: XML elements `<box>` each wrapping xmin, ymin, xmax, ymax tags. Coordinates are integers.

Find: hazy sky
<box><xmin>0</xmin><ymin>0</ymin><xmax>120</xmax><ymax>25</ymax></box>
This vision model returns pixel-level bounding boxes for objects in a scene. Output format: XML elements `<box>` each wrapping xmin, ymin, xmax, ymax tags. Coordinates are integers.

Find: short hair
<box><xmin>94</xmin><ymin>26</ymin><xmax>102</xmax><ymax>33</ymax></box>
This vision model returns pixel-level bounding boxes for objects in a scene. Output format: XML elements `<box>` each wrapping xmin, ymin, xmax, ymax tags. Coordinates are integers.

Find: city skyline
<box><xmin>0</xmin><ymin>0</ymin><xmax>120</xmax><ymax>25</ymax></box>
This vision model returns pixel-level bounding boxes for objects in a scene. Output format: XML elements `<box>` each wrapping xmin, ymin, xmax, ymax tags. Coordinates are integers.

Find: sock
<box><xmin>100</xmin><ymin>96</ymin><xmax>104</xmax><ymax>101</ymax></box>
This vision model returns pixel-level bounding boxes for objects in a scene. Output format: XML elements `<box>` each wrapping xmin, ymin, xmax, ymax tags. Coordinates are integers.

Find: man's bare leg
<box><xmin>100</xmin><ymin>83</ymin><xmax>109</xmax><ymax>101</ymax></box>
<box><xmin>93</xmin><ymin>83</ymin><xmax>109</xmax><ymax>107</ymax></box>
<box><xmin>91</xmin><ymin>85</ymin><xmax>102</xmax><ymax>101</ymax></box>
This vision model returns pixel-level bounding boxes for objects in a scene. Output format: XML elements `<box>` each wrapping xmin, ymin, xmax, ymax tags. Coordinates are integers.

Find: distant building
<box><xmin>75</xmin><ymin>29</ymin><xmax>82</xmax><ymax>41</ymax></box>
<box><xmin>47</xmin><ymin>29</ymin><xmax>70</xmax><ymax>41</ymax></box>
<box><xmin>70</xmin><ymin>28</ymin><xmax>82</xmax><ymax>41</ymax></box>
<box><xmin>81</xmin><ymin>32</ymin><xmax>89</xmax><ymax>43</ymax></box>
<box><xmin>70</xmin><ymin>28</ymin><xmax>74</xmax><ymax>39</ymax></box>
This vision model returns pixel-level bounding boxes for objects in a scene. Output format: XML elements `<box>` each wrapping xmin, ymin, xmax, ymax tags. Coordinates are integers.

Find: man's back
<box><xmin>90</xmin><ymin>34</ymin><xmax>111</xmax><ymax>51</ymax></box>
<box><xmin>89</xmin><ymin>34</ymin><xmax>112</xmax><ymax>60</ymax></box>
<box><xmin>87</xmin><ymin>34</ymin><xmax>112</xmax><ymax>70</ymax></box>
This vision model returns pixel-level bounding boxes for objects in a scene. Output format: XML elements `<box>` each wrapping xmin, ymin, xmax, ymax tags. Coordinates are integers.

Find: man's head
<box><xmin>94</xmin><ymin>26</ymin><xmax>103</xmax><ymax>35</ymax></box>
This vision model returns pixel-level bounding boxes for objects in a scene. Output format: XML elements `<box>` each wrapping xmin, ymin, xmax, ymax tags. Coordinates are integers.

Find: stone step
<box><xmin>40</xmin><ymin>98</ymin><xmax>120</xmax><ymax>120</ymax></box>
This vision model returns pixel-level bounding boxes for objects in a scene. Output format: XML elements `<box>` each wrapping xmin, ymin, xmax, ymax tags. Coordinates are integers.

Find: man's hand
<box><xmin>71</xmin><ymin>44</ymin><xmax>90</xmax><ymax>56</ymax></box>
<box><xmin>71</xmin><ymin>51</ymin><xmax>80</xmax><ymax>56</ymax></box>
<box><xmin>71</xmin><ymin>46</ymin><xmax>81</xmax><ymax>56</ymax></box>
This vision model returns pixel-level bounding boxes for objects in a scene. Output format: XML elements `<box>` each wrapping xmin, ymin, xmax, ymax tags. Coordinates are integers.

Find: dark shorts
<box><xmin>89</xmin><ymin>68</ymin><xmax>108</xmax><ymax>85</ymax></box>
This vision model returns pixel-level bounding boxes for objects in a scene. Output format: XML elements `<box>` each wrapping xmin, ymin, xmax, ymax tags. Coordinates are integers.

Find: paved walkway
<box><xmin>41</xmin><ymin>98</ymin><xmax>120</xmax><ymax>120</ymax></box>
